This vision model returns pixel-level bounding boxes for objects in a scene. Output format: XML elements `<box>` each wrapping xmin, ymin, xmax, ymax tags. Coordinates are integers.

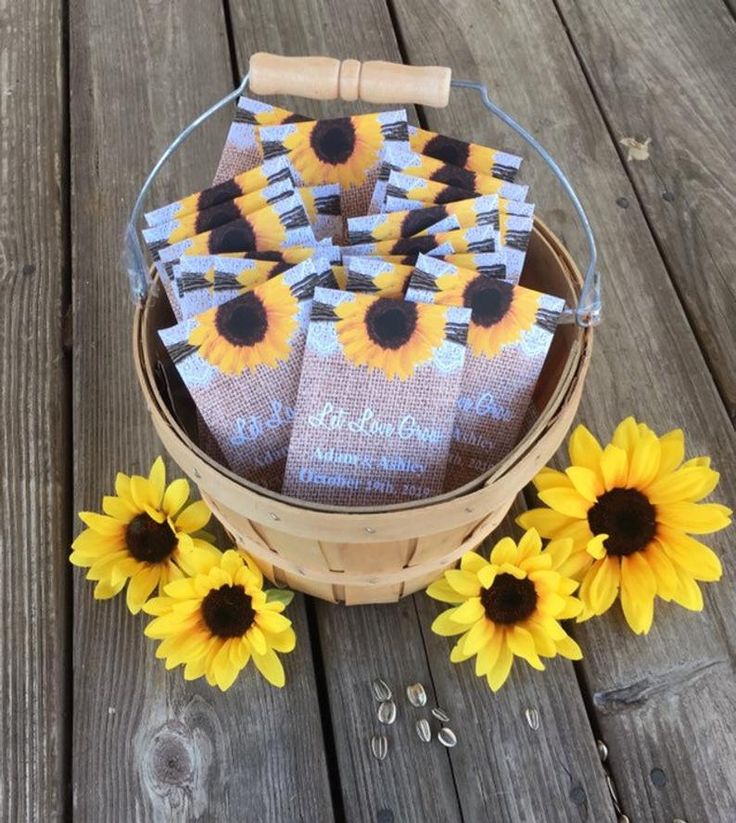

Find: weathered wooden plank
<box><xmin>69</xmin><ymin>0</ymin><xmax>333</xmax><ymax>819</ymax></box>
<box><xmin>0</xmin><ymin>0</ymin><xmax>68</xmax><ymax>818</ymax></box>
<box><xmin>390</xmin><ymin>1</ymin><xmax>736</xmax><ymax>820</ymax></box>
<box><xmin>556</xmin><ymin>0</ymin><xmax>736</xmax><ymax>422</ymax></box>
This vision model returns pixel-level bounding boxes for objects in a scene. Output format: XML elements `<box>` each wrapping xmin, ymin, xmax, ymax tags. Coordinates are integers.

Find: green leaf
<box><xmin>265</xmin><ymin>588</ymin><xmax>295</xmax><ymax>608</ymax></box>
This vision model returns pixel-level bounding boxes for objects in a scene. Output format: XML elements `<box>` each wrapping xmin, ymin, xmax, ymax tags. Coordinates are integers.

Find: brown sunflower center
<box><xmin>424</xmin><ymin>134</ymin><xmax>470</xmax><ymax>168</ymax></box>
<box><xmin>481</xmin><ymin>573</ymin><xmax>537</xmax><ymax>624</ymax></box>
<box><xmin>463</xmin><ymin>277</ymin><xmax>513</xmax><ymax>327</ymax></box>
<box><xmin>214</xmin><ymin>292</ymin><xmax>269</xmax><ymax>347</ymax></box>
<box><xmin>364</xmin><ymin>298</ymin><xmax>418</xmax><ymax>350</ymax></box>
<box><xmin>587</xmin><ymin>488</ymin><xmax>657</xmax><ymax>556</ymax></box>
<box><xmin>310</xmin><ymin>118</ymin><xmax>356</xmax><ymax>165</ymax></box>
<box><xmin>202</xmin><ymin>584</ymin><xmax>255</xmax><ymax>638</ymax></box>
<box><xmin>210</xmin><ymin>218</ymin><xmax>256</xmax><ymax>253</ymax></box>
<box><xmin>125</xmin><ymin>513</ymin><xmax>178</xmax><ymax>564</ymax></box>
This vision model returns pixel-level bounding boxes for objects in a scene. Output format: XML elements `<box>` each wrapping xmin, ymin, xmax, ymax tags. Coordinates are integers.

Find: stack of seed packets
<box><xmin>147</xmin><ymin>96</ymin><xmax>569</xmax><ymax>505</ymax></box>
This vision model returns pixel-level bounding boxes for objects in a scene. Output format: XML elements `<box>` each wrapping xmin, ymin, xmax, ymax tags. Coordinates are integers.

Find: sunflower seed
<box><xmin>377</xmin><ymin>700</ymin><xmax>397</xmax><ymax>725</ymax></box>
<box><xmin>597</xmin><ymin>739</ymin><xmax>609</xmax><ymax>762</ymax></box>
<box><xmin>438</xmin><ymin>727</ymin><xmax>457</xmax><ymax>748</ymax></box>
<box><xmin>371</xmin><ymin>677</ymin><xmax>392</xmax><ymax>702</ymax></box>
<box><xmin>370</xmin><ymin>734</ymin><xmax>388</xmax><ymax>761</ymax></box>
<box><xmin>431</xmin><ymin>707</ymin><xmax>450</xmax><ymax>723</ymax></box>
<box><xmin>406</xmin><ymin>682</ymin><xmax>427</xmax><ymax>707</ymax></box>
<box><xmin>606</xmin><ymin>775</ymin><xmax>622</xmax><ymax>813</ymax></box>
<box><xmin>525</xmin><ymin>707</ymin><xmax>540</xmax><ymax>730</ymax></box>
<box><xmin>618</xmin><ymin>817</ymin><xmax>630</xmax><ymax>823</ymax></box>
<box><xmin>673</xmin><ymin>819</ymin><xmax>688</xmax><ymax>823</ymax></box>
<box><xmin>416</xmin><ymin>718</ymin><xmax>431</xmax><ymax>742</ymax></box>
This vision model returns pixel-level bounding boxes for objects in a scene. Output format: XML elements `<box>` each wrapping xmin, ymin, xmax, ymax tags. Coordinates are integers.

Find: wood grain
<box><xmin>556</xmin><ymin>0</ymin><xmax>736</xmax><ymax>422</ymax></box>
<box><xmin>69</xmin><ymin>0</ymin><xmax>332</xmax><ymax>818</ymax></box>
<box><xmin>389</xmin><ymin>0</ymin><xmax>736</xmax><ymax>820</ymax></box>
<box><xmin>0</xmin><ymin>0</ymin><xmax>68</xmax><ymax>818</ymax></box>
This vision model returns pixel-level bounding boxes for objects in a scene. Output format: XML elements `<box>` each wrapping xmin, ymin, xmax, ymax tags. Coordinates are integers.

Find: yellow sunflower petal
<box><xmin>269</xmin><ymin>627</ymin><xmax>297</xmax><ymax>653</ymax></box>
<box><xmin>612</xmin><ymin>416</ymin><xmax>639</xmax><ymax>460</ymax></box>
<box><xmin>148</xmin><ymin>457</ymin><xmax>166</xmax><ymax>507</ymax></box>
<box><xmin>537</xmin><ymin>488</ymin><xmax>590</xmax><ymax>520</ymax></box>
<box><xmin>490</xmin><ymin>537</ymin><xmax>519</xmax><ymax>566</ymax></box>
<box><xmin>93</xmin><ymin>577</ymin><xmax>127</xmax><ymax>599</ymax></box>
<box><xmin>507</xmin><ymin>626</ymin><xmax>545</xmax><ymax>671</ymax></box>
<box><xmin>256</xmin><ymin>610</ymin><xmax>292</xmax><ymax>635</ymax></box>
<box><xmin>627</xmin><ymin>427</ymin><xmax>661</xmax><ymax>489</ymax></box>
<box><xmin>599</xmin><ymin>444</ymin><xmax>628</xmax><ymax>492</ymax></box>
<box><xmin>102</xmin><ymin>495</ymin><xmax>138</xmax><ymax>522</ymax></box>
<box><xmin>246</xmin><ymin>625</ymin><xmax>268</xmax><ymax>656</ymax></box>
<box><xmin>129</xmin><ymin>476</ymin><xmax>165</xmax><ymax>522</ymax></box>
<box><xmin>656</xmin><ymin>502</ymin><xmax>732</xmax><ymax>534</ymax></box>
<box><xmin>126</xmin><ymin>565</ymin><xmax>162</xmax><ymax>614</ymax></box>
<box><xmin>533</xmin><ymin>467</ymin><xmax>572</xmax><ymax>492</ymax></box>
<box><xmin>525</xmin><ymin>620</ymin><xmax>557</xmax><ymax>657</ymax></box>
<box><xmin>175</xmin><ymin>500</ymin><xmax>212</xmax><ymax>533</ymax></box>
<box><xmin>450</xmin><ymin>597</ymin><xmax>485</xmax><ymax>624</ymax></box>
<box><xmin>78</xmin><ymin>511</ymin><xmax>124</xmax><ymax>536</ymax></box>
<box><xmin>517</xmin><ymin>528</ymin><xmax>543</xmax><ymax>559</ymax></box>
<box><xmin>474</xmin><ymin>626</ymin><xmax>501</xmax><ymax>676</ymax></box>
<box><xmin>565</xmin><ymin>466</ymin><xmax>603</xmax><ymax>503</ymax></box>
<box><xmin>251</xmin><ymin>647</ymin><xmax>286</xmax><ymax>687</ymax></box>
<box><xmin>115</xmin><ymin>472</ymin><xmax>132</xmax><ymax>502</ymax></box>
<box><xmin>460</xmin><ymin>551</ymin><xmax>488</xmax><ymax>574</ymax></box>
<box><xmin>646</xmin><ymin>466</ymin><xmax>720</xmax><ymax>506</ymax></box>
<box><xmin>670</xmin><ymin>569</ymin><xmax>704</xmax><ymax>611</ymax></box>
<box><xmin>587</xmin><ymin>533</ymin><xmax>608</xmax><ymax>559</ymax></box>
<box><xmin>427</xmin><ymin>578</ymin><xmax>466</xmax><ymax>604</ymax></box>
<box><xmin>656</xmin><ymin>429</ymin><xmax>685</xmax><ymax>477</ymax></box>
<box><xmin>657</xmin><ymin>528</ymin><xmax>723</xmax><ymax>582</ymax></box>
<box><xmin>445</xmin><ymin>569</ymin><xmax>481</xmax><ymax>598</ymax></box>
<box><xmin>643</xmin><ymin>544</ymin><xmax>680</xmax><ymax>600</ymax></box>
<box><xmin>620</xmin><ymin>554</ymin><xmax>656</xmax><ymax>634</ymax></box>
<box><xmin>450</xmin><ymin>631</ymin><xmax>476</xmax><ymax>663</ymax></box>
<box><xmin>462</xmin><ymin>618</ymin><xmax>493</xmax><ymax>656</ymax></box>
<box><xmin>555</xmin><ymin>633</ymin><xmax>583</xmax><ymax>660</ymax></box>
<box><xmin>516</xmin><ymin>508</ymin><xmax>575</xmax><ymax>539</ymax></box>
<box><xmin>586</xmin><ymin>556</ymin><xmax>620</xmax><ymax>615</ymax></box>
<box><xmin>431</xmin><ymin>607</ymin><xmax>468</xmax><ymax>636</ymax></box>
<box><xmin>477</xmin><ymin>565</ymin><xmax>497</xmax><ymax>590</ymax></box>
<box><xmin>162</xmin><ymin>478</ymin><xmax>190</xmax><ymax>518</ymax></box>
<box><xmin>568</xmin><ymin>423</ymin><xmax>603</xmax><ymax>469</ymax></box>
<box><xmin>486</xmin><ymin>644</ymin><xmax>514</xmax><ymax>692</ymax></box>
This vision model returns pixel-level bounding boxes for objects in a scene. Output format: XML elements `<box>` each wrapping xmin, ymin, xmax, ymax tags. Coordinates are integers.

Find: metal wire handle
<box><xmin>123</xmin><ymin>72</ymin><xmax>602</xmax><ymax>327</ymax></box>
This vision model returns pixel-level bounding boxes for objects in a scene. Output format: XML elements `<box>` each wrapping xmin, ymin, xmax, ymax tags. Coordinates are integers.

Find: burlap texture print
<box><xmin>406</xmin><ymin>254</ymin><xmax>565</xmax><ymax>490</ymax></box>
<box><xmin>282</xmin><ymin>287</ymin><xmax>471</xmax><ymax>506</ymax></box>
<box><xmin>158</xmin><ymin>260</ymin><xmax>318</xmax><ymax>491</ymax></box>
<box><xmin>258</xmin><ymin>111</ymin><xmax>409</xmax><ymax>219</ymax></box>
<box><xmin>213</xmin><ymin>97</ymin><xmax>310</xmax><ymax>185</ymax></box>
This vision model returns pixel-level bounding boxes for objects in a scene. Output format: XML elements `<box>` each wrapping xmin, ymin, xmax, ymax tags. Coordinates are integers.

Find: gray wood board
<box><xmin>389</xmin><ymin>0</ymin><xmax>736</xmax><ymax>820</ymax></box>
<box><xmin>0</xmin><ymin>0</ymin><xmax>69</xmax><ymax>818</ymax></box>
<box><xmin>69</xmin><ymin>0</ymin><xmax>333</xmax><ymax>818</ymax></box>
<box><xmin>556</xmin><ymin>0</ymin><xmax>736</xmax><ymax>422</ymax></box>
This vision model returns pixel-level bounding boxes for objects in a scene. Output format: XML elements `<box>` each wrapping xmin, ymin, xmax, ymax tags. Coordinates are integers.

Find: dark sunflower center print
<box><xmin>365</xmin><ymin>298</ymin><xmax>418</xmax><ymax>350</ymax></box>
<box><xmin>310</xmin><ymin>118</ymin><xmax>357</xmax><ymax>165</ymax></box>
<box><xmin>201</xmin><ymin>584</ymin><xmax>255</xmax><ymax>638</ymax></box>
<box><xmin>481</xmin><ymin>573</ymin><xmax>538</xmax><ymax>624</ymax></box>
<box><xmin>430</xmin><ymin>164</ymin><xmax>475</xmax><ymax>191</ymax></box>
<box><xmin>214</xmin><ymin>292</ymin><xmax>269</xmax><ymax>347</ymax></box>
<box><xmin>210</xmin><ymin>218</ymin><xmax>256</xmax><ymax>253</ymax></box>
<box><xmin>463</xmin><ymin>278</ymin><xmax>513</xmax><ymax>327</ymax></box>
<box><xmin>587</xmin><ymin>488</ymin><xmax>657</xmax><ymax>556</ymax></box>
<box><xmin>399</xmin><ymin>206</ymin><xmax>446</xmax><ymax>238</ymax></box>
<box><xmin>125</xmin><ymin>513</ymin><xmax>177</xmax><ymax>564</ymax></box>
<box><xmin>424</xmin><ymin>134</ymin><xmax>470</xmax><ymax>168</ymax></box>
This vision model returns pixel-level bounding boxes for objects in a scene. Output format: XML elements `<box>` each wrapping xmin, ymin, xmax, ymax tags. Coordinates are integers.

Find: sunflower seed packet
<box><xmin>343</xmin><ymin>256</ymin><xmax>417</xmax><ymax>298</ymax></box>
<box><xmin>405</xmin><ymin>254</ymin><xmax>565</xmax><ymax>489</ymax></box>
<box><xmin>258</xmin><ymin>110</ymin><xmax>410</xmax><ymax>219</ymax></box>
<box><xmin>282</xmin><ymin>287</ymin><xmax>471</xmax><ymax>506</ymax></box>
<box><xmin>297</xmin><ymin>184</ymin><xmax>342</xmax><ymax>241</ymax></box>
<box><xmin>408</xmin><ymin>125</ymin><xmax>522</xmax><ymax>181</ymax></box>
<box><xmin>347</xmin><ymin>194</ymin><xmax>499</xmax><ymax>244</ymax></box>
<box><xmin>347</xmin><ymin>224</ymin><xmax>495</xmax><ymax>261</ymax></box>
<box><xmin>214</xmin><ymin>96</ymin><xmax>310</xmax><ymax>185</ymax></box>
<box><xmin>155</xmin><ymin>193</ymin><xmax>317</xmax><ymax>317</ymax></box>
<box><xmin>159</xmin><ymin>259</ymin><xmax>320</xmax><ymax>490</ymax></box>
<box><xmin>144</xmin><ymin>155</ymin><xmax>293</xmax><ymax>228</ymax></box>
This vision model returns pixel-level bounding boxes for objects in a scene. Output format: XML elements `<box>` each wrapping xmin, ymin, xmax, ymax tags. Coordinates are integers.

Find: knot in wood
<box><xmin>149</xmin><ymin>725</ymin><xmax>195</xmax><ymax>789</ymax></box>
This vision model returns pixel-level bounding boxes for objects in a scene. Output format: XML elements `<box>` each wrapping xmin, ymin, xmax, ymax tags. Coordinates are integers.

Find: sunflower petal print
<box><xmin>188</xmin><ymin>275</ymin><xmax>299</xmax><ymax>374</ymax></box>
<box><xmin>69</xmin><ymin>457</ymin><xmax>221</xmax><ymax>614</ymax></box>
<box><xmin>143</xmin><ymin>549</ymin><xmax>296</xmax><ymax>690</ymax></box>
<box><xmin>280</xmin><ymin>116</ymin><xmax>383</xmax><ymax>189</ymax></box>
<box><xmin>335</xmin><ymin>294</ymin><xmax>448</xmax><ymax>381</ymax></box>
<box><xmin>429</xmin><ymin>266</ymin><xmax>540</xmax><ymax>357</ymax></box>
<box><xmin>517</xmin><ymin>418</ymin><xmax>732</xmax><ymax>634</ymax></box>
<box><xmin>427</xmin><ymin>529</ymin><xmax>582</xmax><ymax>691</ymax></box>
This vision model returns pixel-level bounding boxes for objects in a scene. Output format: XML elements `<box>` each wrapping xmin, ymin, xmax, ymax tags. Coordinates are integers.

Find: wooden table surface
<box><xmin>3</xmin><ymin>0</ymin><xmax>735</xmax><ymax>820</ymax></box>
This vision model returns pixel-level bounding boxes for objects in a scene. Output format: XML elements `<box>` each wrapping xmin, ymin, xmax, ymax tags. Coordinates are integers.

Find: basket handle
<box><xmin>248</xmin><ymin>53</ymin><xmax>452</xmax><ymax>108</ymax></box>
<box><xmin>123</xmin><ymin>56</ymin><xmax>601</xmax><ymax>327</ymax></box>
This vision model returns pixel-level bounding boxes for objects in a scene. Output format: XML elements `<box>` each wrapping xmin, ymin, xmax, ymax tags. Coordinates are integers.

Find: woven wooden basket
<box><xmin>128</xmin><ymin>55</ymin><xmax>597</xmax><ymax>604</ymax></box>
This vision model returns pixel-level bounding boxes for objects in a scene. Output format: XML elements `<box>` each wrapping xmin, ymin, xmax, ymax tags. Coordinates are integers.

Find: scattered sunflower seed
<box><xmin>406</xmin><ymin>682</ymin><xmax>427</xmax><ymax>707</ymax></box>
<box><xmin>524</xmin><ymin>707</ymin><xmax>540</xmax><ymax>730</ymax></box>
<box><xmin>597</xmin><ymin>740</ymin><xmax>609</xmax><ymax>762</ymax></box>
<box><xmin>438</xmin><ymin>727</ymin><xmax>457</xmax><ymax>748</ymax></box>
<box><xmin>618</xmin><ymin>816</ymin><xmax>630</xmax><ymax>823</ymax></box>
<box><xmin>606</xmin><ymin>775</ymin><xmax>622</xmax><ymax>812</ymax></box>
<box><xmin>372</xmin><ymin>677</ymin><xmax>392</xmax><ymax>702</ymax></box>
<box><xmin>672</xmin><ymin>819</ymin><xmax>688</xmax><ymax>823</ymax></box>
<box><xmin>431</xmin><ymin>707</ymin><xmax>450</xmax><ymax>723</ymax></box>
<box><xmin>377</xmin><ymin>700</ymin><xmax>397</xmax><ymax>725</ymax></box>
<box><xmin>370</xmin><ymin>734</ymin><xmax>388</xmax><ymax>761</ymax></box>
<box><xmin>416</xmin><ymin>718</ymin><xmax>431</xmax><ymax>742</ymax></box>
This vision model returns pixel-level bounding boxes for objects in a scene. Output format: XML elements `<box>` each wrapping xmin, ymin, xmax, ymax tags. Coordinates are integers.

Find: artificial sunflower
<box><xmin>427</xmin><ymin>529</ymin><xmax>582</xmax><ymax>691</ymax></box>
<box><xmin>431</xmin><ymin>269</ymin><xmax>540</xmax><ymax>357</ymax></box>
<box><xmin>188</xmin><ymin>275</ymin><xmax>299</xmax><ymax>374</ymax></box>
<box><xmin>518</xmin><ymin>418</ymin><xmax>732</xmax><ymax>634</ymax></box>
<box><xmin>335</xmin><ymin>294</ymin><xmax>447</xmax><ymax>380</ymax></box>
<box><xmin>282</xmin><ymin>115</ymin><xmax>382</xmax><ymax>189</ymax></box>
<box><xmin>70</xmin><ymin>457</ymin><xmax>220</xmax><ymax>614</ymax></box>
<box><xmin>143</xmin><ymin>549</ymin><xmax>296</xmax><ymax>690</ymax></box>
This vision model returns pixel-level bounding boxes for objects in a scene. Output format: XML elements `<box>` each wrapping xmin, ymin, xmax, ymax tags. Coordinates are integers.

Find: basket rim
<box><xmin>134</xmin><ymin>217</ymin><xmax>592</xmax><ymax>517</ymax></box>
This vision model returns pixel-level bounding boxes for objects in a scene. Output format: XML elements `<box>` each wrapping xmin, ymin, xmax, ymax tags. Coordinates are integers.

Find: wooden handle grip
<box><xmin>249</xmin><ymin>53</ymin><xmax>452</xmax><ymax>108</ymax></box>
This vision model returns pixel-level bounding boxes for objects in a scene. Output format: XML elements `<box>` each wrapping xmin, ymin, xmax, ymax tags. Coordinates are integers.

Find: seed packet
<box><xmin>155</xmin><ymin>193</ymin><xmax>317</xmax><ymax>317</ymax></box>
<box><xmin>144</xmin><ymin>156</ymin><xmax>293</xmax><ymax>228</ymax></box>
<box><xmin>282</xmin><ymin>287</ymin><xmax>471</xmax><ymax>506</ymax></box>
<box><xmin>347</xmin><ymin>225</ymin><xmax>495</xmax><ymax>260</ymax></box>
<box><xmin>346</xmin><ymin>194</ymin><xmax>498</xmax><ymax>244</ymax></box>
<box><xmin>408</xmin><ymin>125</ymin><xmax>522</xmax><ymax>181</ymax></box>
<box><xmin>405</xmin><ymin>254</ymin><xmax>565</xmax><ymax>490</ymax></box>
<box><xmin>343</xmin><ymin>256</ymin><xmax>416</xmax><ymax>298</ymax></box>
<box><xmin>258</xmin><ymin>110</ymin><xmax>410</xmax><ymax>218</ymax></box>
<box><xmin>159</xmin><ymin>259</ymin><xmax>320</xmax><ymax>491</ymax></box>
<box><xmin>214</xmin><ymin>97</ymin><xmax>310</xmax><ymax>185</ymax></box>
<box><xmin>297</xmin><ymin>184</ymin><xmax>342</xmax><ymax>242</ymax></box>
